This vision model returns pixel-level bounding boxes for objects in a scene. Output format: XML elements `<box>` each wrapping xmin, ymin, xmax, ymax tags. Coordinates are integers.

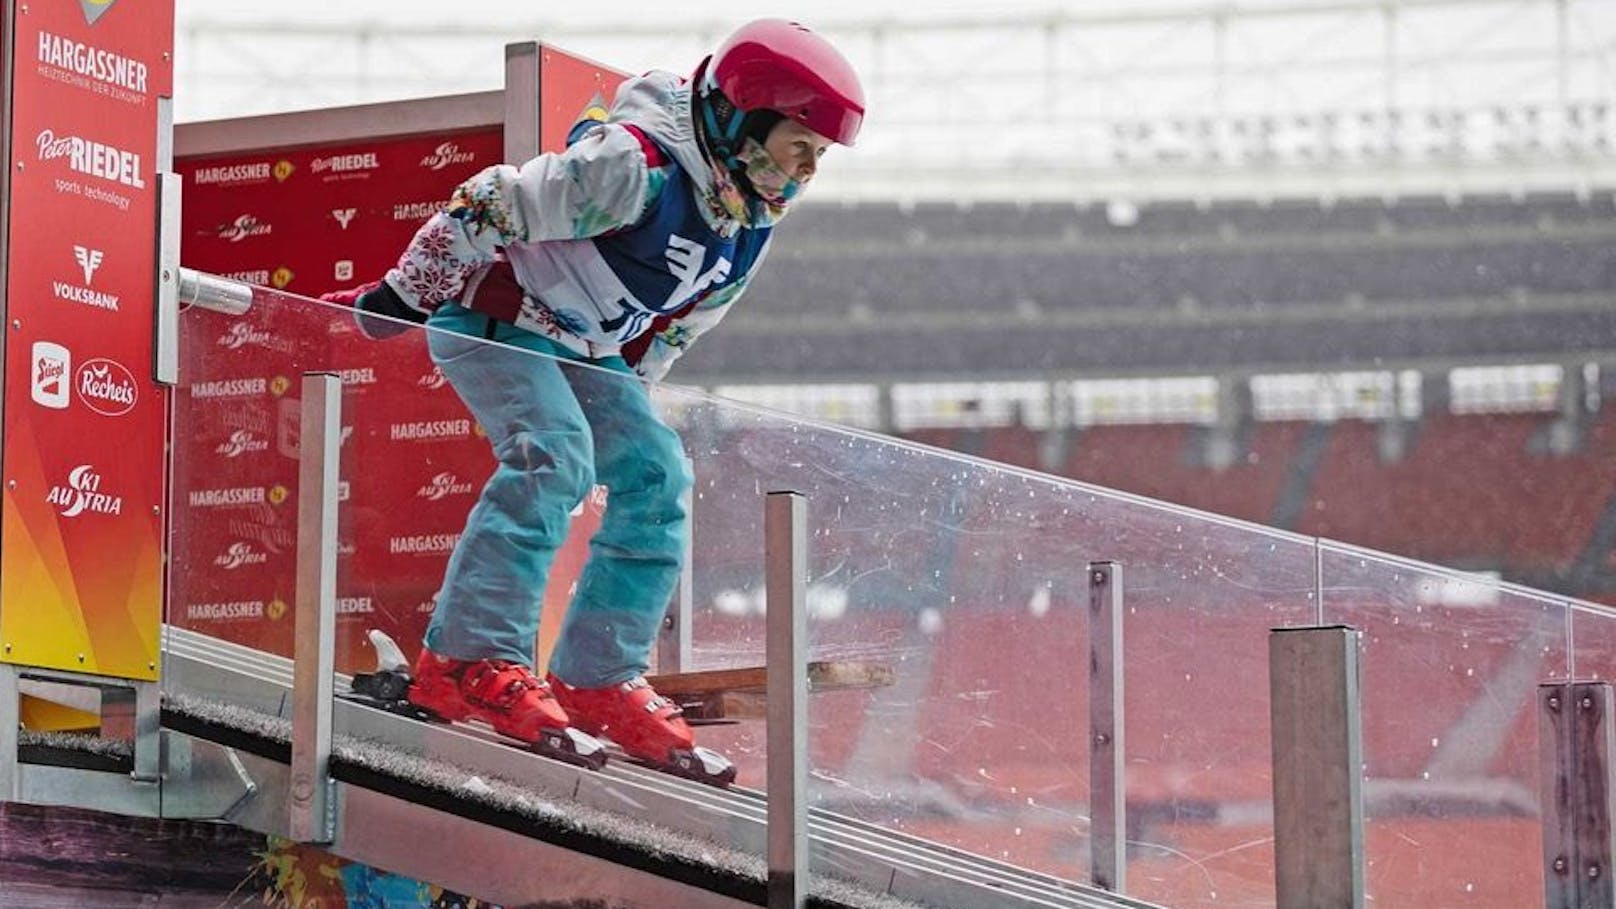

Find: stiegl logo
<box><xmin>214</xmin><ymin>542</ymin><xmax>268</xmax><ymax>570</ymax></box>
<box><xmin>47</xmin><ymin>465</ymin><xmax>123</xmax><ymax>517</ymax></box>
<box><xmin>416</xmin><ymin>472</ymin><xmax>475</xmax><ymax>501</ymax></box>
<box><xmin>31</xmin><ymin>341</ymin><xmax>71</xmax><ymax>409</ymax></box>
<box><xmin>76</xmin><ymin>358</ymin><xmax>138</xmax><ymax>416</ymax></box>
<box><xmin>216</xmin><ymin>430</ymin><xmax>270</xmax><ymax>458</ymax></box>
<box><xmin>421</xmin><ymin>142</ymin><xmax>476</xmax><ymax>171</ymax></box>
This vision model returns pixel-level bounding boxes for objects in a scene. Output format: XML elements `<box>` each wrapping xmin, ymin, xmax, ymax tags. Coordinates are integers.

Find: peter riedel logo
<box><xmin>79</xmin><ymin>0</ymin><xmax>118</xmax><ymax>26</ymax></box>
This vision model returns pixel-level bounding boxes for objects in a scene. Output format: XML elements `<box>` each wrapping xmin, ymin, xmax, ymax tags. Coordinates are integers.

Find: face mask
<box><xmin>738</xmin><ymin>137</ymin><xmax>802</xmax><ymax>208</ymax></box>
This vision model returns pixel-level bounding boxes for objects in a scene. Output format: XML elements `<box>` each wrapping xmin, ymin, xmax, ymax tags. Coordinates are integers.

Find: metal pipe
<box><xmin>290</xmin><ymin>373</ymin><xmax>342</xmax><ymax>843</ymax></box>
<box><xmin>177</xmin><ymin>267</ymin><xmax>253</xmax><ymax>316</ymax></box>
<box><xmin>1088</xmin><ymin>561</ymin><xmax>1126</xmax><ymax>893</ymax></box>
<box><xmin>765</xmin><ymin>491</ymin><xmax>809</xmax><ymax>909</ymax></box>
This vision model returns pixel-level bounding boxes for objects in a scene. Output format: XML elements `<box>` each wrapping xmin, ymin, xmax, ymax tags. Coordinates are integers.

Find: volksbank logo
<box><xmin>421</xmin><ymin>142</ymin><xmax>476</xmax><ymax>171</ymax></box>
<box><xmin>55</xmin><ymin>246</ymin><xmax>118</xmax><ymax>311</ymax></box>
<box><xmin>47</xmin><ymin>464</ymin><xmax>122</xmax><ymax>517</ymax></box>
<box><xmin>332</xmin><ymin>208</ymin><xmax>357</xmax><ymax>229</ymax></box>
<box><xmin>75</xmin><ymin>246</ymin><xmax>103</xmax><ymax>283</ymax></box>
<box><xmin>79</xmin><ymin>0</ymin><xmax>118</xmax><ymax>26</ymax></box>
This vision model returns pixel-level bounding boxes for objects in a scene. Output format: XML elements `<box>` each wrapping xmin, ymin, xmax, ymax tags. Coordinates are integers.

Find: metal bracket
<box><xmin>290</xmin><ymin>373</ymin><xmax>341</xmax><ymax>843</ymax></box>
<box><xmin>1088</xmin><ymin>561</ymin><xmax>1126</xmax><ymax>893</ymax></box>
<box><xmin>765</xmin><ymin>491</ymin><xmax>808</xmax><ymax>909</ymax></box>
<box><xmin>1541</xmin><ymin>681</ymin><xmax>1615</xmax><ymax>909</ymax></box>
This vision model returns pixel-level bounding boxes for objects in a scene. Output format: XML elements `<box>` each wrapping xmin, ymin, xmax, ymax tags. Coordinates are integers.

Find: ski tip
<box><xmin>366</xmin><ymin>629</ymin><xmax>410</xmax><ymax>672</ymax></box>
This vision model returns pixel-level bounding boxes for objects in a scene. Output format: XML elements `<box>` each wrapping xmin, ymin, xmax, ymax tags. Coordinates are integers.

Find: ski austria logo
<box><xmin>31</xmin><ymin>341</ymin><xmax>71</xmax><ymax>409</ymax></box>
<box><xmin>47</xmin><ymin>465</ymin><xmax>123</xmax><ymax>518</ymax></box>
<box><xmin>213</xmin><ymin>542</ymin><xmax>268</xmax><ymax>570</ymax></box>
<box><xmin>420</xmin><ymin>142</ymin><xmax>476</xmax><ymax>171</ymax></box>
<box><xmin>76</xmin><ymin>358</ymin><xmax>138</xmax><ymax>416</ymax></box>
<box><xmin>217</xmin><ymin>322</ymin><xmax>273</xmax><ymax>350</ymax></box>
<box><xmin>79</xmin><ymin>0</ymin><xmax>118</xmax><ymax>26</ymax></box>
<box><xmin>416</xmin><ymin>472</ymin><xmax>474</xmax><ymax>501</ymax></box>
<box><xmin>217</xmin><ymin>214</ymin><xmax>271</xmax><ymax>242</ymax></box>
<box><xmin>216</xmin><ymin>430</ymin><xmax>270</xmax><ymax>458</ymax></box>
<box><xmin>417</xmin><ymin>366</ymin><xmax>448</xmax><ymax>390</ymax></box>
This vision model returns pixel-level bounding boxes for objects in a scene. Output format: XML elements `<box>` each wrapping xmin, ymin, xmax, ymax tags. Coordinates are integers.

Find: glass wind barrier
<box><xmin>170</xmin><ymin>280</ymin><xmax>1610</xmax><ymax>908</ymax></box>
<box><xmin>1319</xmin><ymin>544</ymin><xmax>1569</xmax><ymax>909</ymax></box>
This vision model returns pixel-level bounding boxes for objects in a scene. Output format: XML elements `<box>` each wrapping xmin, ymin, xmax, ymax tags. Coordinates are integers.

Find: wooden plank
<box><xmin>647</xmin><ymin>662</ymin><xmax>895</xmax><ymax>723</ymax></box>
<box><xmin>646</xmin><ymin>661</ymin><xmax>894</xmax><ymax>698</ymax></box>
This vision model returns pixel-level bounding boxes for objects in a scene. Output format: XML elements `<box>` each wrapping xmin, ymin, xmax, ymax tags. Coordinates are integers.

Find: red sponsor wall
<box><xmin>1</xmin><ymin>0</ymin><xmax>174</xmax><ymax>679</ymax></box>
<box><xmin>173</xmin><ymin>51</ymin><xmax>630</xmax><ymax>673</ymax></box>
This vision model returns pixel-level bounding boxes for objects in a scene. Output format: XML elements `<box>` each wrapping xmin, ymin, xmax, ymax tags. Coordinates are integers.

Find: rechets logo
<box><xmin>76</xmin><ymin>357</ymin><xmax>138</xmax><ymax>416</ymax></box>
<box><xmin>31</xmin><ymin>341</ymin><xmax>71</xmax><ymax>409</ymax></box>
<box><xmin>213</xmin><ymin>541</ymin><xmax>269</xmax><ymax>570</ymax></box>
<box><xmin>216</xmin><ymin>430</ymin><xmax>270</xmax><ymax>458</ymax></box>
<box><xmin>420</xmin><ymin>142</ymin><xmax>476</xmax><ymax>171</ymax></box>
<box><xmin>416</xmin><ymin>472</ymin><xmax>475</xmax><ymax>501</ymax></box>
<box><xmin>216</xmin><ymin>214</ymin><xmax>272</xmax><ymax>242</ymax></box>
<box><xmin>47</xmin><ymin>464</ymin><xmax>123</xmax><ymax>517</ymax></box>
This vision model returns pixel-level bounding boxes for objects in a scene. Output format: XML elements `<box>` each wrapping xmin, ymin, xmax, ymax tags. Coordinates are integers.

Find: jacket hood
<box><xmin>608</xmin><ymin>70</ymin><xmax>740</xmax><ymax>236</ymax></box>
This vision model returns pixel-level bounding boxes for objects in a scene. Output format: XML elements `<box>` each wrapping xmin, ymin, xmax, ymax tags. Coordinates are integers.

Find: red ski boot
<box><xmin>548</xmin><ymin>674</ymin><xmax>737</xmax><ymax>786</ymax></box>
<box><xmin>403</xmin><ymin>650</ymin><xmax>606</xmax><ymax>769</ymax></box>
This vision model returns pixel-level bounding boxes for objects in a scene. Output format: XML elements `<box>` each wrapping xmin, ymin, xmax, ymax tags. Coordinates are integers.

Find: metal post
<box><xmin>131</xmin><ymin>680</ymin><xmax>162</xmax><ymax>783</ymax></box>
<box><xmin>290</xmin><ymin>373</ymin><xmax>341</xmax><ymax>843</ymax></box>
<box><xmin>153</xmin><ymin>99</ymin><xmax>179</xmax><ymax>386</ymax></box>
<box><xmin>0</xmin><ymin>664</ymin><xmax>19</xmax><ymax>803</ymax></box>
<box><xmin>1541</xmin><ymin>681</ymin><xmax>1616</xmax><ymax>909</ymax></box>
<box><xmin>1088</xmin><ymin>561</ymin><xmax>1126</xmax><ymax>892</ymax></box>
<box><xmin>659</xmin><ymin>470</ymin><xmax>694</xmax><ymax>674</ymax></box>
<box><xmin>503</xmin><ymin>41</ymin><xmax>541</xmax><ymax>164</ymax></box>
<box><xmin>1270</xmin><ymin>626</ymin><xmax>1365</xmax><ymax>909</ymax></box>
<box><xmin>765</xmin><ymin>491</ymin><xmax>808</xmax><ymax>909</ymax></box>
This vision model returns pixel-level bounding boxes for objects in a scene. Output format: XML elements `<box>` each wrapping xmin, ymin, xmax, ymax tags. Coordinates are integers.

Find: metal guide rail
<box><xmin>128</xmin><ymin>625</ymin><xmax>1163</xmax><ymax>909</ymax></box>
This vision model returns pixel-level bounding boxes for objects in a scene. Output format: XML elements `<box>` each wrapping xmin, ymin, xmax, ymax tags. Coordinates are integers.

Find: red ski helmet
<box><xmin>708</xmin><ymin>19</ymin><xmax>865</xmax><ymax>147</ymax></box>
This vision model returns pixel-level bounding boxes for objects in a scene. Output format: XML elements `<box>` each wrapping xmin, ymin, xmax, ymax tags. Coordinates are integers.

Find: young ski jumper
<box><xmin>326</xmin><ymin>20</ymin><xmax>865</xmax><ymax>773</ymax></box>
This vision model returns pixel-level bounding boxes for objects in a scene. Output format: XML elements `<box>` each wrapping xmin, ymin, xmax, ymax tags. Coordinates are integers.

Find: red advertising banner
<box><xmin>1</xmin><ymin>0</ymin><xmax>174</xmax><ymax>680</ymax></box>
<box><xmin>171</xmin><ymin>47</ymin><xmax>629</xmax><ymax>675</ymax></box>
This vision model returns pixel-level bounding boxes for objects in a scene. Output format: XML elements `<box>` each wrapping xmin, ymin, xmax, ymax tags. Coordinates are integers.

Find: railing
<box><xmin>171</xmin><ymin>271</ymin><xmax>1616</xmax><ymax>909</ymax></box>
